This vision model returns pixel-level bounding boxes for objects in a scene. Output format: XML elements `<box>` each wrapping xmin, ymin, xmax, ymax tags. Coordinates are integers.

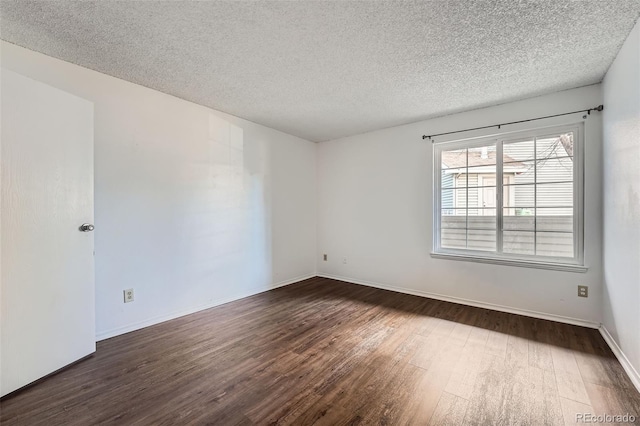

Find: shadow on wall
<box><xmin>175</xmin><ymin>113</ymin><xmax>271</xmax><ymax>305</ymax></box>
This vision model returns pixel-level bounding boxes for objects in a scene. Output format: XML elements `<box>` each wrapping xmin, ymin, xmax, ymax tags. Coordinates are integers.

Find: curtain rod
<box><xmin>422</xmin><ymin>105</ymin><xmax>604</xmax><ymax>141</ymax></box>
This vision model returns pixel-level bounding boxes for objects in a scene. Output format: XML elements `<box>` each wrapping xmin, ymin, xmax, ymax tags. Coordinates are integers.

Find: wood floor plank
<box><xmin>396</xmin><ymin>367</ymin><xmax>443</xmax><ymax>425</ymax></box>
<box><xmin>409</xmin><ymin>333</ymin><xmax>447</xmax><ymax>370</ymax></box>
<box><xmin>529</xmin><ymin>366</ymin><xmax>564</xmax><ymax>426</ymax></box>
<box><xmin>402</xmin><ymin>334</ymin><xmax>467</xmax><ymax>423</ymax></box>
<box><xmin>584</xmin><ymin>381</ymin><xmax>640</xmax><ymax>422</ymax></box>
<box><xmin>529</xmin><ymin>340</ymin><xmax>555</xmax><ymax>372</ymax></box>
<box><xmin>485</xmin><ymin>330</ymin><xmax>509</xmax><ymax>359</ymax></box>
<box><xmin>462</xmin><ymin>353</ymin><xmax>509</xmax><ymax>425</ymax></box>
<box><xmin>500</xmin><ymin>331</ymin><xmax>534</xmax><ymax>424</ymax></box>
<box><xmin>550</xmin><ymin>343</ymin><xmax>592</xmax><ymax>405</ymax></box>
<box><xmin>559</xmin><ymin>397</ymin><xmax>593</xmax><ymax>426</ymax></box>
<box><xmin>356</xmin><ymin>361</ymin><xmax>426</xmax><ymax>425</ymax></box>
<box><xmin>555</xmin><ymin>371</ymin><xmax>591</xmax><ymax>406</ymax></box>
<box><xmin>551</xmin><ymin>345</ymin><xmax>583</xmax><ymax>376</ymax></box>
<box><xmin>1</xmin><ymin>277</ymin><xmax>638</xmax><ymax>426</ymax></box>
<box><xmin>427</xmin><ymin>391</ymin><xmax>469</xmax><ymax>426</ymax></box>
<box><xmin>444</xmin><ymin>340</ymin><xmax>487</xmax><ymax>400</ymax></box>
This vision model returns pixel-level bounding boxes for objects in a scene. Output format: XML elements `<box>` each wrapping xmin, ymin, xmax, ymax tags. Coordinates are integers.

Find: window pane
<box><xmin>467</xmin><ymin>213</ymin><xmax>496</xmax><ymax>230</ymax></box>
<box><xmin>507</xmin><ymin>157</ymin><xmax>573</xmax><ymax>185</ymax></box>
<box><xmin>441</xmin><ymin>213</ymin><xmax>466</xmax><ymax>229</ymax></box>
<box><xmin>504</xmin><ymin>230</ymin><xmax>535</xmax><ymax>255</ymax></box>
<box><xmin>441</xmin><ymin>148</ymin><xmax>467</xmax><ymax>172</ymax></box>
<box><xmin>536</xmin><ymin>182</ymin><xmax>573</xmax><ymax>208</ymax></box>
<box><xmin>442</xmin><ymin>188</ymin><xmax>466</xmax><ymax>210</ymax></box>
<box><xmin>503</xmin><ymin>183</ymin><xmax>535</xmax><ymax>211</ymax></box>
<box><xmin>441</xmin><ymin>210</ymin><xmax>496</xmax><ymax>229</ymax></box>
<box><xmin>460</xmin><ymin>187</ymin><xmax>472</xmax><ymax>208</ymax></box>
<box><xmin>467</xmin><ymin>144</ymin><xmax>496</xmax><ymax>166</ymax></box>
<box><xmin>442</xmin><ymin>147</ymin><xmax>472</xmax><ymax>198</ymax></box>
<box><xmin>461</xmin><ymin>165</ymin><xmax>498</xmax><ymax>186</ymax></box>
<box><xmin>446</xmin><ymin>143</ymin><xmax>496</xmax><ymax>189</ymax></box>
<box><xmin>467</xmin><ymin>187</ymin><xmax>480</xmax><ymax>208</ymax></box>
<box><xmin>536</xmin><ymin>156</ymin><xmax>573</xmax><ymax>183</ymax></box>
<box><xmin>502</xmin><ymin>179</ymin><xmax>515</xmax><ymax>209</ymax></box>
<box><xmin>441</xmin><ymin>228</ymin><xmax>466</xmax><ymax>249</ymax></box>
<box><xmin>441</xmin><ymin>170</ymin><xmax>456</xmax><ymax>189</ymax></box>
<box><xmin>467</xmin><ymin>208</ymin><xmax>496</xmax><ymax>216</ymax></box>
<box><xmin>464</xmin><ymin>162</ymin><xmax>498</xmax><ymax>172</ymax></box>
<box><xmin>468</xmin><ymin>229</ymin><xmax>496</xmax><ymax>251</ymax></box>
<box><xmin>442</xmin><ymin>207</ymin><xmax>468</xmax><ymax>216</ymax></box>
<box><xmin>469</xmin><ymin>144</ymin><xmax>497</xmax><ymax>188</ymax></box>
<box><xmin>503</xmin><ymin>208</ymin><xmax>535</xmax><ymax>231</ymax></box>
<box><xmin>536</xmin><ymin>232</ymin><xmax>574</xmax><ymax>257</ymax></box>
<box><xmin>456</xmin><ymin>174</ymin><xmax>469</xmax><ymax>187</ymax></box>
<box><xmin>472</xmin><ymin>183</ymin><xmax>497</xmax><ymax>209</ymax></box>
<box><xmin>504</xmin><ymin>139</ymin><xmax>535</xmax><ymax>163</ymax></box>
<box><xmin>537</xmin><ymin>133</ymin><xmax>574</xmax><ymax>160</ymax></box>
<box><xmin>537</xmin><ymin>208</ymin><xmax>573</xmax><ymax>232</ymax></box>
<box><xmin>508</xmin><ymin>161</ymin><xmax>535</xmax><ymax>184</ymax></box>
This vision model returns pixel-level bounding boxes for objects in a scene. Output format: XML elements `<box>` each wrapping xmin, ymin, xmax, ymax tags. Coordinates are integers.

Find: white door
<box><xmin>479</xmin><ymin>176</ymin><xmax>512</xmax><ymax>216</ymax></box>
<box><xmin>1</xmin><ymin>69</ymin><xmax>95</xmax><ymax>397</ymax></box>
<box><xmin>480</xmin><ymin>176</ymin><xmax>497</xmax><ymax>216</ymax></box>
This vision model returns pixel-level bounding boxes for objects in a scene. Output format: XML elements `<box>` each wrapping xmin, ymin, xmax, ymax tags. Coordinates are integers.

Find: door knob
<box><xmin>79</xmin><ymin>223</ymin><xmax>94</xmax><ymax>232</ymax></box>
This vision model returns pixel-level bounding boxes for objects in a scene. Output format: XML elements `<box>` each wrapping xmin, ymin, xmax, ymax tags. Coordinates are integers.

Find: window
<box><xmin>432</xmin><ymin>124</ymin><xmax>585</xmax><ymax>271</ymax></box>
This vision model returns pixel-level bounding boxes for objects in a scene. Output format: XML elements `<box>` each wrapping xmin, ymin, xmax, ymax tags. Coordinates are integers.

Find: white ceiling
<box><xmin>1</xmin><ymin>1</ymin><xmax>639</xmax><ymax>142</ymax></box>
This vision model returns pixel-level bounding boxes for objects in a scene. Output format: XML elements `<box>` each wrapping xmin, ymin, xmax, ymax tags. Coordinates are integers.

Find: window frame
<box><xmin>432</xmin><ymin>123</ymin><xmax>586</xmax><ymax>272</ymax></box>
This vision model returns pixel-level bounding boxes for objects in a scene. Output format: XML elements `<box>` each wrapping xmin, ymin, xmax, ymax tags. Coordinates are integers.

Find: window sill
<box><xmin>430</xmin><ymin>252</ymin><xmax>588</xmax><ymax>273</ymax></box>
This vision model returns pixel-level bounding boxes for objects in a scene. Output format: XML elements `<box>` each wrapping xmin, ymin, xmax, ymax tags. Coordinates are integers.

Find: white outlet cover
<box><xmin>124</xmin><ymin>289</ymin><xmax>134</xmax><ymax>303</ymax></box>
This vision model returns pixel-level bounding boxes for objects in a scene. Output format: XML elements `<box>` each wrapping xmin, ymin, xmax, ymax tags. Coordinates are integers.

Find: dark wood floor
<box><xmin>2</xmin><ymin>277</ymin><xmax>639</xmax><ymax>425</ymax></box>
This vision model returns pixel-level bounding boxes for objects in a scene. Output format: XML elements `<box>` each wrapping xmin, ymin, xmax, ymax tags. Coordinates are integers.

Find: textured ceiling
<box><xmin>1</xmin><ymin>1</ymin><xmax>639</xmax><ymax>142</ymax></box>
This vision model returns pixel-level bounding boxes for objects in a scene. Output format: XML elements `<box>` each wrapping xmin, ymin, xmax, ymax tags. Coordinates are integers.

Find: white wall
<box><xmin>602</xmin><ymin>20</ymin><xmax>640</xmax><ymax>383</ymax></box>
<box><xmin>318</xmin><ymin>85</ymin><xmax>603</xmax><ymax>325</ymax></box>
<box><xmin>1</xmin><ymin>42</ymin><xmax>317</xmax><ymax>340</ymax></box>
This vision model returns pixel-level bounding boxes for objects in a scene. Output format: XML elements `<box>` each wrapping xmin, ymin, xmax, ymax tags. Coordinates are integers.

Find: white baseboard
<box><xmin>95</xmin><ymin>273</ymin><xmax>316</xmax><ymax>341</ymax></box>
<box><xmin>599</xmin><ymin>325</ymin><xmax>640</xmax><ymax>393</ymax></box>
<box><xmin>316</xmin><ymin>273</ymin><xmax>600</xmax><ymax>329</ymax></box>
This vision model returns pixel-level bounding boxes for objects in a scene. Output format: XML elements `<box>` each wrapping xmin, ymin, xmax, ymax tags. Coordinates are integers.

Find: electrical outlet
<box><xmin>578</xmin><ymin>285</ymin><xmax>588</xmax><ymax>298</ymax></box>
<box><xmin>323</xmin><ymin>254</ymin><xmax>327</xmax><ymax>261</ymax></box>
<box><xmin>124</xmin><ymin>288</ymin><xmax>134</xmax><ymax>303</ymax></box>
<box><xmin>342</xmin><ymin>257</ymin><xmax>347</xmax><ymax>264</ymax></box>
